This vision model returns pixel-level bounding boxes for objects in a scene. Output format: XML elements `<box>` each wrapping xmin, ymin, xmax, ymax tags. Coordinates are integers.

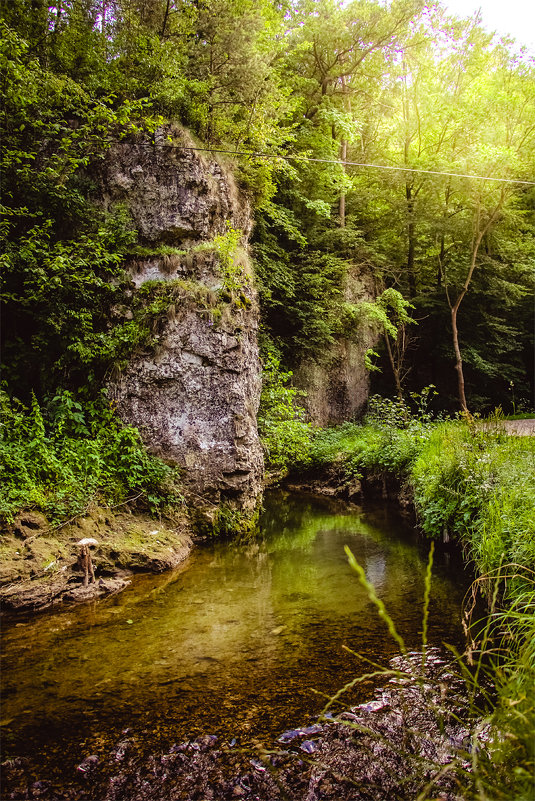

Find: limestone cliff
<box><xmin>292</xmin><ymin>265</ymin><xmax>377</xmax><ymax>426</ymax></box>
<box><xmin>102</xmin><ymin>126</ymin><xmax>263</xmax><ymax>521</ymax></box>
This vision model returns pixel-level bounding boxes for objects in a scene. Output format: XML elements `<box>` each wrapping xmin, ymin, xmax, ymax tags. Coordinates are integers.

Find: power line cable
<box><xmin>156</xmin><ymin>144</ymin><xmax>535</xmax><ymax>186</ymax></box>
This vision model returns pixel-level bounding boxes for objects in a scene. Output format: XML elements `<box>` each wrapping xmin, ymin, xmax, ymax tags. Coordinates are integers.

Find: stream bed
<box><xmin>1</xmin><ymin>491</ymin><xmax>471</xmax><ymax>792</ymax></box>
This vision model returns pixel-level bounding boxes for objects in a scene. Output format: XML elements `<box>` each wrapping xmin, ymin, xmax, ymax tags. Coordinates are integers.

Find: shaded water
<box><xmin>1</xmin><ymin>492</ymin><xmax>470</xmax><ymax>786</ymax></box>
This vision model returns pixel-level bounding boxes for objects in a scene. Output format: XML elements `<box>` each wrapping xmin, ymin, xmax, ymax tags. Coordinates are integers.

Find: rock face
<box><xmin>103</xmin><ymin>126</ymin><xmax>264</xmax><ymax>519</ymax></box>
<box><xmin>99</xmin><ymin>126</ymin><xmax>252</xmax><ymax>246</ymax></box>
<box><xmin>293</xmin><ymin>265</ymin><xmax>377</xmax><ymax>426</ymax></box>
<box><xmin>112</xmin><ymin>297</ymin><xmax>264</xmax><ymax>517</ymax></box>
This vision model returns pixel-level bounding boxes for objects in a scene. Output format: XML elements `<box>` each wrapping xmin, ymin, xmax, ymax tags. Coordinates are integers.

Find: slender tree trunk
<box><xmin>384</xmin><ymin>330</ymin><xmax>403</xmax><ymax>401</ymax></box>
<box><xmin>339</xmin><ymin>138</ymin><xmax>347</xmax><ymax>227</ymax></box>
<box><xmin>447</xmin><ymin>194</ymin><xmax>504</xmax><ymax>412</ymax></box>
<box><xmin>437</xmin><ymin>234</ymin><xmax>445</xmax><ymax>288</ymax></box>
<box><xmin>161</xmin><ymin>0</ymin><xmax>171</xmax><ymax>38</ymax></box>
<box><xmin>451</xmin><ymin>306</ymin><xmax>467</xmax><ymax>411</ymax></box>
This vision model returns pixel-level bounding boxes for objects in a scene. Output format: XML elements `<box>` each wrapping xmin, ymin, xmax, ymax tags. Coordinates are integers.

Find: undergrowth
<box><xmin>0</xmin><ymin>389</ymin><xmax>183</xmax><ymax>524</ymax></box>
<box><xmin>258</xmin><ymin>349</ymin><xmax>313</xmax><ymax>472</ymax></box>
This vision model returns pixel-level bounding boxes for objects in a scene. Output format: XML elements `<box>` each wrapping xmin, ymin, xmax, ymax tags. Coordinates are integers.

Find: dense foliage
<box><xmin>0</xmin><ymin>390</ymin><xmax>182</xmax><ymax>523</ymax></box>
<box><xmin>1</xmin><ymin>3</ymin><xmax>533</xmax><ymax>795</ymax></box>
<box><xmin>257</xmin><ymin>349</ymin><xmax>313</xmax><ymax>471</ymax></box>
<box><xmin>2</xmin><ymin>0</ymin><xmax>534</xmax><ymax>417</ymax></box>
<box><xmin>1</xmin><ymin>0</ymin><xmax>534</xmax><ymax>497</ymax></box>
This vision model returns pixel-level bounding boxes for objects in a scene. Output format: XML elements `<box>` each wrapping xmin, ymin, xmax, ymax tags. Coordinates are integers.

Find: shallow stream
<box><xmin>1</xmin><ymin>491</ymin><xmax>470</xmax><ymax>788</ymax></box>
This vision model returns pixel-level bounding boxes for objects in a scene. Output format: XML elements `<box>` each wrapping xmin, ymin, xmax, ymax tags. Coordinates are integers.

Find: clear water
<box><xmin>0</xmin><ymin>491</ymin><xmax>469</xmax><ymax>786</ymax></box>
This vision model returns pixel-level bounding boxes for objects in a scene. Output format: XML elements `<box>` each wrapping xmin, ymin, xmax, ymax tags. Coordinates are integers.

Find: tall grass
<box><xmin>327</xmin><ymin>547</ymin><xmax>535</xmax><ymax>800</ymax></box>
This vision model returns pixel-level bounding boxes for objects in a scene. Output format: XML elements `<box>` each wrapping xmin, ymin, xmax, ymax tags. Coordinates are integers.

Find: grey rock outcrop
<box><xmin>293</xmin><ymin>265</ymin><xmax>377</xmax><ymax>426</ymax></box>
<box><xmin>99</xmin><ymin>126</ymin><xmax>251</xmax><ymax>245</ymax></box>
<box><xmin>104</xmin><ymin>126</ymin><xmax>263</xmax><ymax>520</ymax></box>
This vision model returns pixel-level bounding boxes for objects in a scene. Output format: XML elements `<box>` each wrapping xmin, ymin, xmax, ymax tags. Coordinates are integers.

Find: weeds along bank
<box><xmin>282</xmin><ymin>402</ymin><xmax>534</xmax><ymax>801</ymax></box>
<box><xmin>303</xmin><ymin>410</ymin><xmax>535</xmax><ymax>587</ymax></box>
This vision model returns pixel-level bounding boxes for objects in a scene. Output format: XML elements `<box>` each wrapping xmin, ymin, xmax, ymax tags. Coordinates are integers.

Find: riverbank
<box><xmin>283</xmin><ymin>415</ymin><xmax>535</xmax><ymax>801</ymax></box>
<box><xmin>294</xmin><ymin>416</ymin><xmax>535</xmax><ymax>589</ymax></box>
<box><xmin>0</xmin><ymin>506</ymin><xmax>192</xmax><ymax>613</ymax></box>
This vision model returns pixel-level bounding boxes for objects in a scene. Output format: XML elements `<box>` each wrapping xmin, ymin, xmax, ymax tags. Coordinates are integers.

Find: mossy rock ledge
<box><xmin>0</xmin><ymin>508</ymin><xmax>192</xmax><ymax>614</ymax></box>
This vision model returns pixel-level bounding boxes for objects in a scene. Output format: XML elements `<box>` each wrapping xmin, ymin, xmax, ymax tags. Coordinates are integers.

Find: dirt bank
<box><xmin>0</xmin><ymin>507</ymin><xmax>192</xmax><ymax>614</ymax></box>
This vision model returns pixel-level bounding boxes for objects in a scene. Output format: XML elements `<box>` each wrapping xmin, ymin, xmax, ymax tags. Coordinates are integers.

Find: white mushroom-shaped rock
<box><xmin>77</xmin><ymin>539</ymin><xmax>98</xmax><ymax>586</ymax></box>
<box><xmin>77</xmin><ymin>538</ymin><xmax>99</xmax><ymax>547</ymax></box>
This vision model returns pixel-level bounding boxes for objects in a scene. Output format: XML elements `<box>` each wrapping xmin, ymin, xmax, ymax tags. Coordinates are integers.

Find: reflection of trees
<box><xmin>3</xmin><ymin>495</ymin><xmax>467</xmax><ymax>732</ymax></box>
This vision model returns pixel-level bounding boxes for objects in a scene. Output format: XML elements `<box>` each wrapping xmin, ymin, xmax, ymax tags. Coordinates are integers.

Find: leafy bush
<box><xmin>257</xmin><ymin>351</ymin><xmax>313</xmax><ymax>471</ymax></box>
<box><xmin>0</xmin><ymin>390</ymin><xmax>183</xmax><ymax>523</ymax></box>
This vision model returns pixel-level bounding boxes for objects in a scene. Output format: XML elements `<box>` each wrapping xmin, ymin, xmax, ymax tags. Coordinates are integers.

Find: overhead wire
<box><xmin>149</xmin><ymin>144</ymin><xmax>535</xmax><ymax>186</ymax></box>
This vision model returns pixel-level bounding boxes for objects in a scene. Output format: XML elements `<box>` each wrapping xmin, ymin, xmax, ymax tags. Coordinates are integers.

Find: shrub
<box><xmin>257</xmin><ymin>351</ymin><xmax>313</xmax><ymax>472</ymax></box>
<box><xmin>0</xmin><ymin>389</ymin><xmax>183</xmax><ymax>523</ymax></box>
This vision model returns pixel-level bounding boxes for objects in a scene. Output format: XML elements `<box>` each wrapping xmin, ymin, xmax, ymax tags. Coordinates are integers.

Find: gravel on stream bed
<box><xmin>2</xmin><ymin>648</ymin><xmax>490</xmax><ymax>801</ymax></box>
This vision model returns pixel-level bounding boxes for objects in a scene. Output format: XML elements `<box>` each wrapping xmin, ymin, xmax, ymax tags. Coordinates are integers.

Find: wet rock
<box><xmin>278</xmin><ymin>723</ymin><xmax>323</xmax><ymax>744</ymax></box>
<box><xmin>63</xmin><ymin>577</ymin><xmax>130</xmax><ymax>604</ymax></box>
<box><xmin>77</xmin><ymin>755</ymin><xmax>99</xmax><ymax>775</ymax></box>
<box><xmin>278</xmin><ymin>729</ymin><xmax>302</xmax><ymax>744</ymax></box>
<box><xmin>5</xmin><ymin>648</ymin><xmax>486</xmax><ymax>801</ymax></box>
<box><xmin>354</xmin><ymin>698</ymin><xmax>389</xmax><ymax>713</ymax></box>
<box><xmin>111</xmin><ymin>739</ymin><xmax>134</xmax><ymax>762</ymax></box>
<box><xmin>29</xmin><ymin>780</ymin><xmax>50</xmax><ymax>797</ymax></box>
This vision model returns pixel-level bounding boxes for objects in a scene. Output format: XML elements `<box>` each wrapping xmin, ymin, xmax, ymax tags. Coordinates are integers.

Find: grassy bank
<box><xmin>307</xmin><ymin>415</ymin><xmax>535</xmax><ymax>588</ymax></box>
<box><xmin>295</xmin><ymin>409</ymin><xmax>534</xmax><ymax>800</ymax></box>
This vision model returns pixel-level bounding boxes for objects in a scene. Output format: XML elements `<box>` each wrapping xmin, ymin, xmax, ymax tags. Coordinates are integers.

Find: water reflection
<box><xmin>1</xmin><ymin>491</ymin><xmax>469</xmax><ymax>783</ymax></box>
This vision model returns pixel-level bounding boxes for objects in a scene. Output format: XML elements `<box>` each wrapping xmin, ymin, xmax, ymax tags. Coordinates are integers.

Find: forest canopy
<box><xmin>1</xmin><ymin>0</ymin><xmax>534</xmax><ymax>413</ymax></box>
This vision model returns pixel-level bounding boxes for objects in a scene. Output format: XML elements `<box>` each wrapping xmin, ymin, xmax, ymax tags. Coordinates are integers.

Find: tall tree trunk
<box><xmin>161</xmin><ymin>0</ymin><xmax>171</xmax><ymax>38</ymax></box>
<box><xmin>405</xmin><ymin>183</ymin><xmax>416</xmax><ymax>297</ymax></box>
<box><xmin>451</xmin><ymin>306</ymin><xmax>467</xmax><ymax>412</ymax></box>
<box><xmin>437</xmin><ymin>234</ymin><xmax>445</xmax><ymax>288</ymax></box>
<box><xmin>339</xmin><ymin>138</ymin><xmax>347</xmax><ymax>227</ymax></box>
<box><xmin>447</xmin><ymin>194</ymin><xmax>504</xmax><ymax>412</ymax></box>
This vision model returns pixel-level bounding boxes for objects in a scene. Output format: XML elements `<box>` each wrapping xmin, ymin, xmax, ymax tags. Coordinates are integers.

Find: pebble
<box><xmin>278</xmin><ymin>723</ymin><xmax>322</xmax><ymax>743</ymax></box>
<box><xmin>76</xmin><ymin>755</ymin><xmax>99</xmax><ymax>774</ymax></box>
<box><xmin>356</xmin><ymin>699</ymin><xmax>388</xmax><ymax>713</ymax></box>
<box><xmin>278</xmin><ymin>729</ymin><xmax>301</xmax><ymax>743</ymax></box>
